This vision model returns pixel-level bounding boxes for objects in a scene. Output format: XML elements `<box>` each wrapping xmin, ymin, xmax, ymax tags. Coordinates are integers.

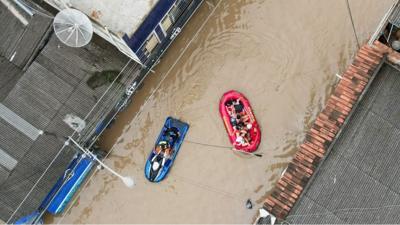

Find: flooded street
<box><xmin>54</xmin><ymin>0</ymin><xmax>394</xmax><ymax>223</ymax></box>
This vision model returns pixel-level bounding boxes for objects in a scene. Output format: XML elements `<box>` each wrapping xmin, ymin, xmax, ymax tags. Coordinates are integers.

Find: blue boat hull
<box><xmin>45</xmin><ymin>154</ymin><xmax>95</xmax><ymax>214</ymax></box>
<box><xmin>14</xmin><ymin>154</ymin><xmax>95</xmax><ymax>223</ymax></box>
<box><xmin>14</xmin><ymin>211</ymin><xmax>43</xmax><ymax>224</ymax></box>
<box><xmin>145</xmin><ymin>117</ymin><xmax>189</xmax><ymax>182</ymax></box>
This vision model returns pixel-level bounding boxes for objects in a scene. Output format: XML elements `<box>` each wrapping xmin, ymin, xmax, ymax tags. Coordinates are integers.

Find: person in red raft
<box><xmin>220</xmin><ymin>90</ymin><xmax>261</xmax><ymax>152</ymax></box>
<box><xmin>225</xmin><ymin>99</ymin><xmax>252</xmax><ymax>147</ymax></box>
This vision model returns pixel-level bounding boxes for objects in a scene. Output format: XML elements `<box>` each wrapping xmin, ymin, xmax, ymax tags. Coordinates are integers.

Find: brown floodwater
<box><xmin>52</xmin><ymin>0</ymin><xmax>395</xmax><ymax>223</ymax></box>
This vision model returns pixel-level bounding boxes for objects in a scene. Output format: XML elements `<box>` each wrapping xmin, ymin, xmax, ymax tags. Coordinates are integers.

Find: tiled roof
<box><xmin>286</xmin><ymin>61</ymin><xmax>400</xmax><ymax>224</ymax></box>
<box><xmin>262</xmin><ymin>41</ymin><xmax>390</xmax><ymax>220</ymax></box>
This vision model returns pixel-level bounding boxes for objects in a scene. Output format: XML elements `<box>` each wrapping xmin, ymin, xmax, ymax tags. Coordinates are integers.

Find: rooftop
<box><xmin>44</xmin><ymin>0</ymin><xmax>159</xmax><ymax>37</ymax></box>
<box><xmin>0</xmin><ymin>1</ymin><xmax>140</xmax><ymax>222</ymax></box>
<box><xmin>286</xmin><ymin>62</ymin><xmax>400</xmax><ymax>224</ymax></box>
<box><xmin>261</xmin><ymin>40</ymin><xmax>388</xmax><ymax>220</ymax></box>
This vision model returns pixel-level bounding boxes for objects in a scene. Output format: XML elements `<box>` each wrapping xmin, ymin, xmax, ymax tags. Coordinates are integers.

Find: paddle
<box><xmin>231</xmin><ymin>147</ymin><xmax>263</xmax><ymax>157</ymax></box>
<box><xmin>185</xmin><ymin>140</ymin><xmax>263</xmax><ymax>157</ymax></box>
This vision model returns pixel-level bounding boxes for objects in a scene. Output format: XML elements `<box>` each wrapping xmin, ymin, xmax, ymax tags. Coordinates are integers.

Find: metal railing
<box><xmin>368</xmin><ymin>0</ymin><xmax>400</xmax><ymax>46</ymax></box>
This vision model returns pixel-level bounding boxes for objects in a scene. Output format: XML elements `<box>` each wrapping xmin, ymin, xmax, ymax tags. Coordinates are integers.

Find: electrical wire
<box><xmin>56</xmin><ymin>1</ymin><xmax>223</xmax><ymax>223</ymax></box>
<box><xmin>5</xmin><ymin>145</ymin><xmax>67</xmax><ymax>224</ymax></box>
<box><xmin>78</xmin><ymin>61</ymin><xmax>141</xmax><ymax>144</ymax></box>
<box><xmin>34</xmin><ymin>155</ymin><xmax>86</xmax><ymax>223</ymax></box>
<box><xmin>6</xmin><ymin>57</ymin><xmax>138</xmax><ymax>224</ymax></box>
<box><xmin>346</xmin><ymin>0</ymin><xmax>360</xmax><ymax>49</ymax></box>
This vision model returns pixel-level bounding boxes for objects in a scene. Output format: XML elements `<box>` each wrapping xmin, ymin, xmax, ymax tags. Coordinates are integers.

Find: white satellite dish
<box><xmin>53</xmin><ymin>8</ymin><xmax>93</xmax><ymax>47</ymax></box>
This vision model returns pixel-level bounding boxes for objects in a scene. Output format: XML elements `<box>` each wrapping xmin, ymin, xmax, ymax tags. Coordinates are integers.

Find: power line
<box><xmin>78</xmin><ymin>61</ymin><xmax>141</xmax><ymax>144</ymax></box>
<box><xmin>56</xmin><ymin>1</ymin><xmax>224</xmax><ymax>223</ymax></box>
<box><xmin>6</xmin><ymin>57</ymin><xmax>138</xmax><ymax>224</ymax></box>
<box><xmin>33</xmin><ymin>63</ymin><xmax>141</xmax><ymax>222</ymax></box>
<box><xmin>346</xmin><ymin>0</ymin><xmax>360</xmax><ymax>49</ymax></box>
<box><xmin>4</xmin><ymin>0</ymin><xmax>139</xmax><ymax>223</ymax></box>
<box><xmin>5</xmin><ymin>145</ymin><xmax>67</xmax><ymax>224</ymax></box>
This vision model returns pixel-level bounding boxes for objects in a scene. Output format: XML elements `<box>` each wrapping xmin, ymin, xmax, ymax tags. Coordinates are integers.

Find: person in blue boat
<box><xmin>152</xmin><ymin>127</ymin><xmax>180</xmax><ymax>165</ymax></box>
<box><xmin>165</xmin><ymin>127</ymin><xmax>180</xmax><ymax>143</ymax></box>
<box><xmin>145</xmin><ymin>117</ymin><xmax>189</xmax><ymax>182</ymax></box>
<box><xmin>154</xmin><ymin>141</ymin><xmax>172</xmax><ymax>159</ymax></box>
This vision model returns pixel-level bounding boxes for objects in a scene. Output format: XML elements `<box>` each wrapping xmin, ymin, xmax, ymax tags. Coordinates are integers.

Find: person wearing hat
<box><xmin>235</xmin><ymin>132</ymin><xmax>249</xmax><ymax>146</ymax></box>
<box><xmin>165</xmin><ymin>127</ymin><xmax>180</xmax><ymax>143</ymax></box>
<box><xmin>233</xmin><ymin>99</ymin><xmax>244</xmax><ymax>113</ymax></box>
<box><xmin>155</xmin><ymin>141</ymin><xmax>172</xmax><ymax>157</ymax></box>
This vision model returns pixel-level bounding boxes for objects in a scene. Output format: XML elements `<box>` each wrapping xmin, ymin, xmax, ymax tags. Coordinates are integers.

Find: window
<box><xmin>161</xmin><ymin>15</ymin><xmax>173</xmax><ymax>33</ymax></box>
<box><xmin>160</xmin><ymin>0</ymin><xmax>185</xmax><ymax>34</ymax></box>
<box><xmin>144</xmin><ymin>33</ymin><xmax>159</xmax><ymax>55</ymax></box>
<box><xmin>169</xmin><ymin>4</ymin><xmax>180</xmax><ymax>22</ymax></box>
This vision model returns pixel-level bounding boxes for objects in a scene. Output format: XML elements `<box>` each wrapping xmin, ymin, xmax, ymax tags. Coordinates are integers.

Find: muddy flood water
<box><xmin>52</xmin><ymin>0</ymin><xmax>395</xmax><ymax>223</ymax></box>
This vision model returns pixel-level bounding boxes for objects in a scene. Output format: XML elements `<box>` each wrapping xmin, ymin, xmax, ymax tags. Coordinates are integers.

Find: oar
<box><xmin>185</xmin><ymin>140</ymin><xmax>263</xmax><ymax>157</ymax></box>
<box><xmin>230</xmin><ymin>147</ymin><xmax>263</xmax><ymax>158</ymax></box>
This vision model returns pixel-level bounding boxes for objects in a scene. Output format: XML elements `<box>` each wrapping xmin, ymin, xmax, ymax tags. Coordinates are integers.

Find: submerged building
<box><xmin>41</xmin><ymin>0</ymin><xmax>203</xmax><ymax>71</ymax></box>
<box><xmin>0</xmin><ymin>1</ymin><xmax>139</xmax><ymax>222</ymax></box>
<box><xmin>0</xmin><ymin>0</ymin><xmax>202</xmax><ymax>223</ymax></box>
<box><xmin>257</xmin><ymin>1</ymin><xmax>400</xmax><ymax>224</ymax></box>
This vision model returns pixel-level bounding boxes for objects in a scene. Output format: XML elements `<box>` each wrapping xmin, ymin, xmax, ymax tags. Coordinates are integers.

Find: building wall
<box><xmin>123</xmin><ymin>0</ymin><xmax>203</xmax><ymax>67</ymax></box>
<box><xmin>122</xmin><ymin>0</ymin><xmax>176</xmax><ymax>54</ymax></box>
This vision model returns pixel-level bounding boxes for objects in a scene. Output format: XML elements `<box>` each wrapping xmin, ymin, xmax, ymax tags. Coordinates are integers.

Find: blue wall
<box><xmin>123</xmin><ymin>0</ymin><xmax>175</xmax><ymax>53</ymax></box>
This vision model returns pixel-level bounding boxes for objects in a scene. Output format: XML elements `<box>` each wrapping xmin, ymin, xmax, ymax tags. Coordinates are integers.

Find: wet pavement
<box><xmin>52</xmin><ymin>0</ymin><xmax>395</xmax><ymax>223</ymax></box>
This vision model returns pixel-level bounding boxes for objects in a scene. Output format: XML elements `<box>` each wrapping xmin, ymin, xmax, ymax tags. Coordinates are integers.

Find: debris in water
<box><xmin>246</xmin><ymin>199</ymin><xmax>253</xmax><ymax>209</ymax></box>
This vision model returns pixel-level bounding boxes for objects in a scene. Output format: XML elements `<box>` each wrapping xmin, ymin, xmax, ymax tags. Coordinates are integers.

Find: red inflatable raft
<box><xmin>219</xmin><ymin>90</ymin><xmax>261</xmax><ymax>152</ymax></box>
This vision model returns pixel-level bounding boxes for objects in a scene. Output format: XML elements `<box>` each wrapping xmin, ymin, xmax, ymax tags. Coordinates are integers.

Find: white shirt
<box><xmin>236</xmin><ymin>135</ymin><xmax>244</xmax><ymax>144</ymax></box>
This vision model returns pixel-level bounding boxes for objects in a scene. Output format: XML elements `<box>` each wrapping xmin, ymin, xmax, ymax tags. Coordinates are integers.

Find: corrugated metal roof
<box><xmin>0</xmin><ymin>2</ymin><xmax>52</xmax><ymax>69</ymax></box>
<box><xmin>287</xmin><ymin>63</ymin><xmax>400</xmax><ymax>224</ymax></box>
<box><xmin>0</xmin><ymin>1</ymin><xmax>141</xmax><ymax>222</ymax></box>
<box><xmin>0</xmin><ymin>104</ymin><xmax>41</xmax><ymax>140</ymax></box>
<box><xmin>44</xmin><ymin>0</ymin><xmax>160</xmax><ymax>36</ymax></box>
<box><xmin>0</xmin><ymin>148</ymin><xmax>17</xmax><ymax>171</ymax></box>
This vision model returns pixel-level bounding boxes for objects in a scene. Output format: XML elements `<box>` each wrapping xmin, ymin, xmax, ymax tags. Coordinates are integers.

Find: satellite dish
<box><xmin>53</xmin><ymin>8</ymin><xmax>93</xmax><ymax>47</ymax></box>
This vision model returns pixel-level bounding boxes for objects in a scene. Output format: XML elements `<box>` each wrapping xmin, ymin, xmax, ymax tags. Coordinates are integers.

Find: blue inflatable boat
<box><xmin>14</xmin><ymin>210</ymin><xmax>43</xmax><ymax>224</ymax></box>
<box><xmin>14</xmin><ymin>153</ymin><xmax>95</xmax><ymax>223</ymax></box>
<box><xmin>145</xmin><ymin>117</ymin><xmax>189</xmax><ymax>182</ymax></box>
<box><xmin>45</xmin><ymin>154</ymin><xmax>95</xmax><ymax>214</ymax></box>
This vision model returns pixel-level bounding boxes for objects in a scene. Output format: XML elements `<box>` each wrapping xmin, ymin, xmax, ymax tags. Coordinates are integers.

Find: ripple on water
<box><xmin>60</xmin><ymin>0</ymin><xmax>397</xmax><ymax>223</ymax></box>
<box><xmin>123</xmin><ymin>112</ymin><xmax>154</xmax><ymax>156</ymax></box>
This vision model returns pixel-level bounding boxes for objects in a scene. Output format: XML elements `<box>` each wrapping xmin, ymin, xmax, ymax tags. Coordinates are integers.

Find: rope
<box><xmin>185</xmin><ymin>140</ymin><xmax>232</xmax><ymax>149</ymax></box>
<box><xmin>346</xmin><ymin>0</ymin><xmax>360</xmax><ymax>49</ymax></box>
